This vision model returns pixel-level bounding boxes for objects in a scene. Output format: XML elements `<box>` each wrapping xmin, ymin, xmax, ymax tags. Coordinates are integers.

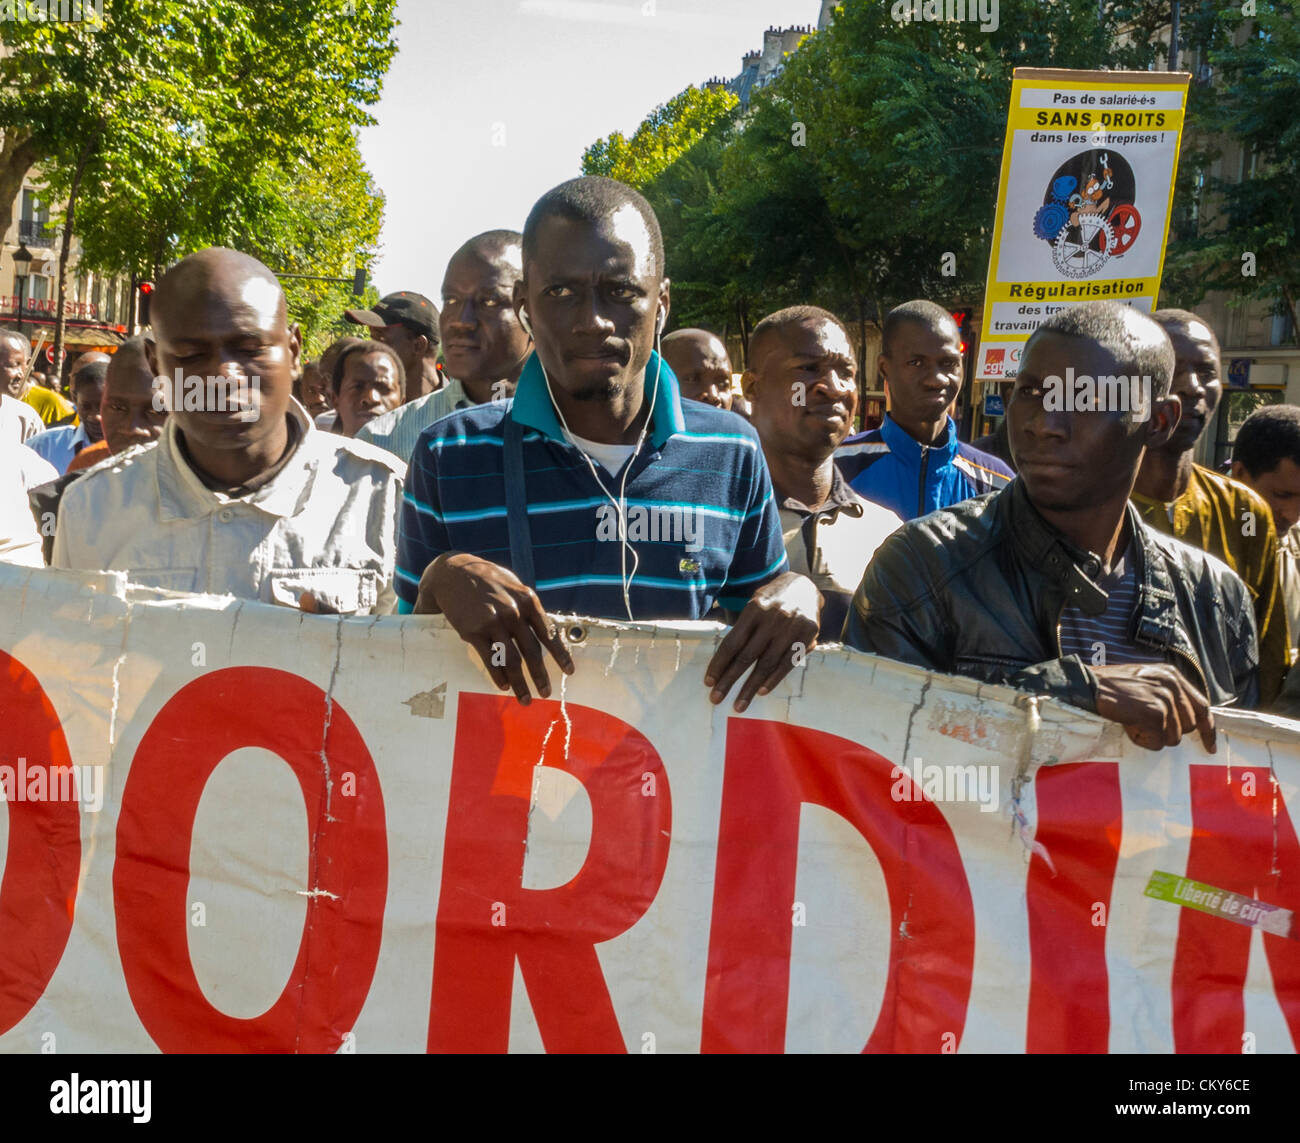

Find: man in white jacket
<box><xmin>52</xmin><ymin>248</ymin><xmax>404</xmax><ymax>614</ymax></box>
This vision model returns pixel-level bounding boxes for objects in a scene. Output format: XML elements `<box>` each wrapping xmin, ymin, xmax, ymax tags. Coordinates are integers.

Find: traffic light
<box><xmin>352</xmin><ymin>266</ymin><xmax>366</xmax><ymax>296</ymax></box>
<box><xmin>137</xmin><ymin>281</ymin><xmax>155</xmax><ymax>326</ymax></box>
<box><xmin>951</xmin><ymin>309</ymin><xmax>973</xmax><ymax>355</ymax></box>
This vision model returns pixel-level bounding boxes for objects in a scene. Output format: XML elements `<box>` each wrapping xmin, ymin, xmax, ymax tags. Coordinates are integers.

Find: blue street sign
<box><xmin>984</xmin><ymin>393</ymin><xmax>1004</xmax><ymax>416</ymax></box>
<box><xmin>1227</xmin><ymin>358</ymin><xmax>1251</xmax><ymax>389</ymax></box>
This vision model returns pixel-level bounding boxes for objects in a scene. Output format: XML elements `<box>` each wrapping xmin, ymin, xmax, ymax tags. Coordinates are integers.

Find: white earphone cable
<box><xmin>520</xmin><ymin>307</ymin><xmax>663</xmax><ymax>622</ymax></box>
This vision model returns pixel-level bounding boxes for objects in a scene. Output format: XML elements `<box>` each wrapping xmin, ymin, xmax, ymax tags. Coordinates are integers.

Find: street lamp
<box><xmin>12</xmin><ymin>243</ymin><xmax>33</xmax><ymax>338</ymax></box>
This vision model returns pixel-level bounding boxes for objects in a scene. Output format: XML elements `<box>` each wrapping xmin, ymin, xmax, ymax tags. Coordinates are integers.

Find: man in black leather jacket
<box><xmin>844</xmin><ymin>302</ymin><xmax>1259</xmax><ymax>752</ymax></box>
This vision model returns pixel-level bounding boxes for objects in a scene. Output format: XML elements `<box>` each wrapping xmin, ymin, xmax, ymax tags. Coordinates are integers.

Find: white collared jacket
<box><xmin>52</xmin><ymin>401</ymin><xmax>405</xmax><ymax>614</ymax></box>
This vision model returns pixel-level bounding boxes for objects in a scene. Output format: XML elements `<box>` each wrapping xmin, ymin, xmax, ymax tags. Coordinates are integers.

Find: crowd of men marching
<box><xmin>4</xmin><ymin>174</ymin><xmax>1300</xmax><ymax>747</ymax></box>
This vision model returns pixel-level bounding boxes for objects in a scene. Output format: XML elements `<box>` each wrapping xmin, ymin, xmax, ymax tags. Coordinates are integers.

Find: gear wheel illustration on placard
<box><xmin>1031</xmin><ymin>149</ymin><xmax>1140</xmax><ymax>278</ymax></box>
<box><xmin>1054</xmin><ymin>214</ymin><xmax>1114</xmax><ymax>278</ymax></box>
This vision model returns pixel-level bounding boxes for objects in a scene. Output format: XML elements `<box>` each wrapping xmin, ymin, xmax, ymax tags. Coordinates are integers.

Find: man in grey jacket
<box><xmin>844</xmin><ymin>302</ymin><xmax>1259</xmax><ymax>752</ymax></box>
<box><xmin>52</xmin><ymin>248</ymin><xmax>404</xmax><ymax>614</ymax></box>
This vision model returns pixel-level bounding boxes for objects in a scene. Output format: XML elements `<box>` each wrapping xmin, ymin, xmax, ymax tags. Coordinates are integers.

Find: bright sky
<box><xmin>358</xmin><ymin>0</ymin><xmax>823</xmax><ymax>300</ymax></box>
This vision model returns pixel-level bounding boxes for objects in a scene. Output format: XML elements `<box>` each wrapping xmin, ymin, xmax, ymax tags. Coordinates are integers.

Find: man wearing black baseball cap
<box><xmin>345</xmin><ymin>290</ymin><xmax>443</xmax><ymax>402</ymax></box>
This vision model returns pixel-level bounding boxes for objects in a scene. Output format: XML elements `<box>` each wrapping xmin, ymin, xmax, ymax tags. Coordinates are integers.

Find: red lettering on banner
<box><xmin>428</xmin><ymin>694</ymin><xmax>671</xmax><ymax>1053</ymax></box>
<box><xmin>1173</xmin><ymin>765</ymin><xmax>1300</xmax><ymax>1052</ymax></box>
<box><xmin>702</xmin><ymin>720</ymin><xmax>974</xmax><ymax>1053</ymax></box>
<box><xmin>0</xmin><ymin>651</ymin><xmax>80</xmax><ymax>1035</ymax></box>
<box><xmin>1025</xmin><ymin>762</ymin><xmax>1122</xmax><ymax>1052</ymax></box>
<box><xmin>114</xmin><ymin>668</ymin><xmax>387</xmax><ymax>1053</ymax></box>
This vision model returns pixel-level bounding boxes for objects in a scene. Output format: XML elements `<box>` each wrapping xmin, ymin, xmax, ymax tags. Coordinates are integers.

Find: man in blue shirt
<box><xmin>27</xmin><ymin>358</ymin><xmax>108</xmax><ymax>474</ymax></box>
<box><xmin>398</xmin><ymin>176</ymin><xmax>819</xmax><ymax>713</ymax></box>
<box><xmin>837</xmin><ymin>299</ymin><xmax>1013</xmax><ymax>520</ymax></box>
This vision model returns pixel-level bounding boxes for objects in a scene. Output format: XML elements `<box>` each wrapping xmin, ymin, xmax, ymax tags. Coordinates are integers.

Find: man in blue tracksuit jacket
<box><xmin>837</xmin><ymin>299</ymin><xmax>1013</xmax><ymax>520</ymax></box>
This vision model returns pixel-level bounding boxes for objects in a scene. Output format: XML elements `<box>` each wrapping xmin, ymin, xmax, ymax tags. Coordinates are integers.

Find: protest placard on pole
<box><xmin>976</xmin><ymin>68</ymin><xmax>1190</xmax><ymax>381</ymax></box>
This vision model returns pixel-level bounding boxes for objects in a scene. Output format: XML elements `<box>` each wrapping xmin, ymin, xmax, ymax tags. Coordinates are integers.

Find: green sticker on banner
<box><xmin>1144</xmin><ymin>871</ymin><xmax>1296</xmax><ymax>939</ymax></box>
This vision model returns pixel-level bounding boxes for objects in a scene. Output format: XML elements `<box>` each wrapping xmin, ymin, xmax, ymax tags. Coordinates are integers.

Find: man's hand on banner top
<box><xmin>416</xmin><ymin>552</ymin><xmax>574</xmax><ymax>704</ymax></box>
<box><xmin>705</xmin><ymin>572</ymin><xmax>820</xmax><ymax>714</ymax></box>
<box><xmin>1092</xmin><ymin>664</ymin><xmax>1216</xmax><ymax>753</ymax></box>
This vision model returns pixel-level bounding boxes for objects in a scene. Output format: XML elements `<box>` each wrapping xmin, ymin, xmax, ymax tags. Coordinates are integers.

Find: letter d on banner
<box><xmin>702</xmin><ymin>720</ymin><xmax>974</xmax><ymax>1052</ymax></box>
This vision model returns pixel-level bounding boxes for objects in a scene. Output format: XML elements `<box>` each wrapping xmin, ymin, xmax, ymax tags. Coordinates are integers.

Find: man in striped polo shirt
<box><xmin>397</xmin><ymin>177</ymin><xmax>819</xmax><ymax>712</ymax></box>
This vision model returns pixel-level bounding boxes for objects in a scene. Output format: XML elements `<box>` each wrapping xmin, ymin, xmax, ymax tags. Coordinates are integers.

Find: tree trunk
<box><xmin>51</xmin><ymin>128</ymin><xmax>101</xmax><ymax>383</ymax></box>
<box><xmin>1283</xmin><ymin>284</ymin><xmax>1300</xmax><ymax>348</ymax></box>
<box><xmin>0</xmin><ymin>130</ymin><xmax>41</xmax><ymax>244</ymax></box>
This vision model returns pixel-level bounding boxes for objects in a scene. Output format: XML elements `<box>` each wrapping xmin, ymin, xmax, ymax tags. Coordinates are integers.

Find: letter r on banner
<box><xmin>428</xmin><ymin>694</ymin><xmax>672</xmax><ymax>1053</ymax></box>
<box><xmin>702</xmin><ymin>720</ymin><xmax>974</xmax><ymax>1053</ymax></box>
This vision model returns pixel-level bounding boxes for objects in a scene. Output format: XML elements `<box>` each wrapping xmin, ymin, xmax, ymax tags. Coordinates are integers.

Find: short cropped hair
<box><xmin>748</xmin><ymin>305</ymin><xmax>852</xmax><ymax>366</ymax></box>
<box><xmin>0</xmin><ymin>327</ymin><xmax>31</xmax><ymax>355</ymax></box>
<box><xmin>331</xmin><ymin>339</ymin><xmax>407</xmax><ymax>395</ymax></box>
<box><xmin>1233</xmin><ymin>405</ymin><xmax>1300</xmax><ymax>477</ymax></box>
<box><xmin>881</xmin><ymin>300</ymin><xmax>959</xmax><ymax>357</ymax></box>
<box><xmin>1151</xmin><ymin>307</ymin><xmax>1221</xmax><ymax>355</ymax></box>
<box><xmin>72</xmin><ymin>359</ymin><xmax>109</xmax><ymax>393</ymax></box>
<box><xmin>1026</xmin><ymin>301</ymin><xmax>1175</xmax><ymax>397</ymax></box>
<box><xmin>523</xmin><ymin>177</ymin><xmax>665</xmax><ymax>280</ymax></box>
<box><xmin>457</xmin><ymin>229</ymin><xmax>523</xmax><ymax>259</ymax></box>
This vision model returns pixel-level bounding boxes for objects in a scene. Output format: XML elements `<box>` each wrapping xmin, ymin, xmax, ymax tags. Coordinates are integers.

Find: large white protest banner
<box><xmin>0</xmin><ymin>562</ymin><xmax>1297</xmax><ymax>1053</ymax></box>
<box><xmin>977</xmin><ymin>68</ymin><xmax>1190</xmax><ymax>381</ymax></box>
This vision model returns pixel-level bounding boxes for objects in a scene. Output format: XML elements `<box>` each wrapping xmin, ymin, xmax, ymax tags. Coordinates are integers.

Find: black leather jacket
<box><xmin>842</xmin><ymin>479</ymin><xmax>1259</xmax><ymax>712</ymax></box>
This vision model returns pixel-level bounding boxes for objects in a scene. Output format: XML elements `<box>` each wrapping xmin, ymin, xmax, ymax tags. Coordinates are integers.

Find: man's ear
<box><xmin>145</xmin><ymin>338</ymin><xmax>160</xmax><ymax>378</ymax></box>
<box><xmin>512</xmin><ymin>279</ymin><xmax>530</xmax><ymax>330</ymax></box>
<box><xmin>1146</xmin><ymin>393</ymin><xmax>1182</xmax><ymax>450</ymax></box>
<box><xmin>658</xmin><ymin>278</ymin><xmax>671</xmax><ymax>330</ymax></box>
<box><xmin>286</xmin><ymin>323</ymin><xmax>303</xmax><ymax>380</ymax></box>
<box><xmin>740</xmin><ymin>367</ymin><xmax>759</xmax><ymax>402</ymax></box>
<box><xmin>414</xmin><ymin>334</ymin><xmax>430</xmax><ymax>358</ymax></box>
<box><xmin>1229</xmin><ymin>459</ymin><xmax>1249</xmax><ymax>482</ymax></box>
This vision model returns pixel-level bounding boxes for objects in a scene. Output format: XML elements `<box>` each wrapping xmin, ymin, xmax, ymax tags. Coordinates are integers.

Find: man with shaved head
<box><xmin>52</xmin><ymin>247</ymin><xmax>404</xmax><ymax>613</ymax></box>
<box><xmin>661</xmin><ymin>328</ymin><xmax>734</xmax><ymax>411</ymax></box>
<box><xmin>846</xmin><ymin>300</ymin><xmax>1258</xmax><ymax>751</ymax></box>
<box><xmin>837</xmin><ymin>298</ymin><xmax>1012</xmax><ymax>520</ymax></box>
<box><xmin>1129</xmin><ymin>309</ymin><xmax>1289</xmax><ymax>703</ymax></box>
<box><xmin>358</xmin><ymin>230</ymin><xmax>532</xmax><ymax>463</ymax></box>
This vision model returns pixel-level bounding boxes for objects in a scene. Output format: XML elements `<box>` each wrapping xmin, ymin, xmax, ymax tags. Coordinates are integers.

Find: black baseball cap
<box><xmin>344</xmin><ymin>291</ymin><xmax>440</xmax><ymax>343</ymax></box>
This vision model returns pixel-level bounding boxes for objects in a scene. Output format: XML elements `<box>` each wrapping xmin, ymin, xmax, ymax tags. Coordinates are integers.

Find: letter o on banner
<box><xmin>0</xmin><ymin>651</ymin><xmax>81</xmax><ymax>1035</ymax></box>
<box><xmin>114</xmin><ymin>668</ymin><xmax>387</xmax><ymax>1052</ymax></box>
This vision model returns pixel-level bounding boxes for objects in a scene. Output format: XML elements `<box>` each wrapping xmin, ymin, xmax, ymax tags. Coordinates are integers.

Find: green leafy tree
<box><xmin>1162</xmin><ymin>0</ymin><xmax>1300</xmax><ymax>335</ymax></box>
<box><xmin>582</xmin><ymin>84</ymin><xmax>739</xmax><ymax>185</ymax></box>
<box><xmin>2</xmin><ymin>0</ymin><xmax>397</xmax><ymax>369</ymax></box>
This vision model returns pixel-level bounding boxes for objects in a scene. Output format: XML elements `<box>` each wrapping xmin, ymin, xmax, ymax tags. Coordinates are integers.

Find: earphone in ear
<box><xmin>518</xmin><ymin>307</ymin><xmax>532</xmax><ymax>338</ymax></box>
<box><xmin>655</xmin><ymin>309</ymin><xmax>665</xmax><ymax>339</ymax></box>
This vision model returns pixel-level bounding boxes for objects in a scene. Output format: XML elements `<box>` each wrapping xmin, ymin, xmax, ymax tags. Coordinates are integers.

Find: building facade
<box><xmin>0</xmin><ymin>172</ymin><xmax>132</xmax><ymax>377</ymax></box>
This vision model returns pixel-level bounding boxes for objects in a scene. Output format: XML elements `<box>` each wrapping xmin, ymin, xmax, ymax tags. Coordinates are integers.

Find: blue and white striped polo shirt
<box><xmin>395</xmin><ymin>351</ymin><xmax>789</xmax><ymax>619</ymax></box>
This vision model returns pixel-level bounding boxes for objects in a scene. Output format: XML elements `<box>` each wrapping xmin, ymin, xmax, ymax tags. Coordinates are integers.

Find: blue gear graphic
<box><xmin>1052</xmin><ymin>175</ymin><xmax>1078</xmax><ymax>200</ymax></box>
<box><xmin>1033</xmin><ymin>201</ymin><xmax>1069</xmax><ymax>241</ymax></box>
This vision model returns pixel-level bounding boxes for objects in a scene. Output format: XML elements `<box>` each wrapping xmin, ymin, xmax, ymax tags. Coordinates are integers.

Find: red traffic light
<box><xmin>138</xmin><ymin>282</ymin><xmax>154</xmax><ymax>295</ymax></box>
